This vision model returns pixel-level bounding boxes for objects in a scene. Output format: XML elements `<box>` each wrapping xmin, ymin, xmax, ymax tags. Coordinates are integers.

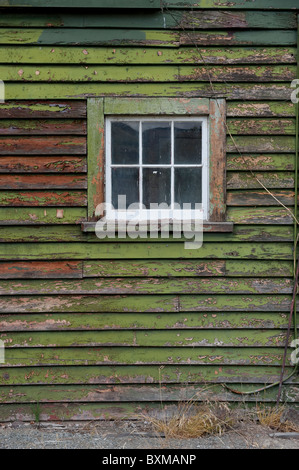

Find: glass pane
<box><xmin>111</xmin><ymin>121</ymin><xmax>139</xmax><ymax>164</ymax></box>
<box><xmin>142</xmin><ymin>121</ymin><xmax>171</xmax><ymax>164</ymax></box>
<box><xmin>175</xmin><ymin>167</ymin><xmax>202</xmax><ymax>209</ymax></box>
<box><xmin>143</xmin><ymin>168</ymin><xmax>171</xmax><ymax>208</ymax></box>
<box><xmin>112</xmin><ymin>167</ymin><xmax>139</xmax><ymax>208</ymax></box>
<box><xmin>174</xmin><ymin>121</ymin><xmax>202</xmax><ymax>164</ymax></box>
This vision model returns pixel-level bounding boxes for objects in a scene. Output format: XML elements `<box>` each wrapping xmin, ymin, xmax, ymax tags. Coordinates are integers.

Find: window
<box><xmin>105</xmin><ymin>116</ymin><xmax>209</xmax><ymax>220</ymax></box>
<box><xmin>84</xmin><ymin>97</ymin><xmax>232</xmax><ymax>232</ymax></box>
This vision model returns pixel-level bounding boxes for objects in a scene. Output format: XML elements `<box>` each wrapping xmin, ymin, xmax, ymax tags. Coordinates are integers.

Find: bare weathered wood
<box><xmin>0</xmin><ymin>191</ymin><xmax>87</xmax><ymax>207</ymax></box>
<box><xmin>0</xmin><ymin>136</ymin><xmax>86</xmax><ymax>155</ymax></box>
<box><xmin>0</xmin><ymin>277</ymin><xmax>292</xmax><ymax>296</ymax></box>
<box><xmin>0</xmin><ymin>156</ymin><xmax>86</xmax><ymax>173</ymax></box>
<box><xmin>0</xmin><ymin>101</ymin><xmax>86</xmax><ymax>118</ymax></box>
<box><xmin>0</xmin><ymin>261</ymin><xmax>83</xmax><ymax>279</ymax></box>
<box><xmin>227</xmin><ymin>190</ymin><xmax>295</xmax><ymax>207</ymax></box>
<box><xmin>0</xmin><ymin>119</ymin><xmax>86</xmax><ymax>135</ymax></box>
<box><xmin>0</xmin><ymin>175</ymin><xmax>87</xmax><ymax>190</ymax></box>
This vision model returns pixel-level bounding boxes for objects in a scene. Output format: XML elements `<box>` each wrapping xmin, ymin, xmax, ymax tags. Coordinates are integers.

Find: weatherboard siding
<box><xmin>0</xmin><ymin>4</ymin><xmax>298</xmax><ymax>421</ymax></box>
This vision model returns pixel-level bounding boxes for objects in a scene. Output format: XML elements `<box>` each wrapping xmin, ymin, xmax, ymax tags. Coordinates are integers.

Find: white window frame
<box><xmin>105</xmin><ymin>116</ymin><xmax>209</xmax><ymax>221</ymax></box>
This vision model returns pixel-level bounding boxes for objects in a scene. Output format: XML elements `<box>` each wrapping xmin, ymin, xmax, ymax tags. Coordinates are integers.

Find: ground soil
<box><xmin>1</xmin><ymin>420</ymin><xmax>299</xmax><ymax>449</ymax></box>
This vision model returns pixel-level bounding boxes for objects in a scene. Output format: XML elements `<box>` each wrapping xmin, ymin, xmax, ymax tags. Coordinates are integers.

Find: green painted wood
<box><xmin>227</xmin><ymin>154</ymin><xmax>295</xmax><ymax>171</ymax></box>
<box><xmin>0</xmin><ymin>191</ymin><xmax>87</xmax><ymax>207</ymax></box>
<box><xmin>0</xmin><ymin>364</ymin><xmax>295</xmax><ymax>386</ymax></box>
<box><xmin>227</xmin><ymin>190</ymin><xmax>296</xmax><ymax>207</ymax></box>
<box><xmin>227</xmin><ymin>136</ymin><xmax>295</xmax><ymax>153</ymax></box>
<box><xmin>0</xmin><ymin>294</ymin><xmax>294</xmax><ymax>314</ymax></box>
<box><xmin>227</xmin><ymin>207</ymin><xmax>294</xmax><ymax>224</ymax></box>
<box><xmin>227</xmin><ymin>101</ymin><xmax>296</xmax><ymax>117</ymax></box>
<box><xmin>0</xmin><ymin>242</ymin><xmax>293</xmax><ymax>260</ymax></box>
<box><xmin>0</xmin><ymin>225</ymin><xmax>290</xmax><ymax>243</ymax></box>
<box><xmin>0</xmin><ymin>46</ymin><xmax>295</xmax><ymax>65</ymax></box>
<box><xmin>3</xmin><ymin>82</ymin><xmax>293</xmax><ymax>101</ymax></box>
<box><xmin>0</xmin><ymin>175</ymin><xmax>87</xmax><ymax>190</ymax></box>
<box><xmin>0</xmin><ymin>277</ymin><xmax>293</xmax><ymax>295</ymax></box>
<box><xmin>0</xmin><ymin>208</ymin><xmax>86</xmax><ymax>225</ymax></box>
<box><xmin>0</xmin><ymin>226</ymin><xmax>87</xmax><ymax>242</ymax></box>
<box><xmin>0</xmin><ymin>312</ymin><xmax>291</xmax><ymax>332</ymax></box>
<box><xmin>0</xmin><ymin>28</ymin><xmax>296</xmax><ymax>46</ymax></box>
<box><xmin>0</xmin><ymin>329</ymin><xmax>293</xmax><ymax>348</ymax></box>
<box><xmin>83</xmin><ymin>260</ymin><xmax>293</xmax><ymax>278</ymax></box>
<box><xmin>0</xmin><ymin>346</ymin><xmax>290</xmax><ymax>367</ymax></box>
<box><xmin>0</xmin><ymin>100</ymin><xmax>86</xmax><ymax>118</ymax></box>
<box><xmin>0</xmin><ymin>384</ymin><xmax>298</xmax><ymax>404</ymax></box>
<box><xmin>0</xmin><ymin>64</ymin><xmax>295</xmax><ymax>82</ymax></box>
<box><xmin>227</xmin><ymin>118</ymin><xmax>295</xmax><ymax>135</ymax></box>
<box><xmin>227</xmin><ymin>172</ymin><xmax>294</xmax><ymax>189</ymax></box>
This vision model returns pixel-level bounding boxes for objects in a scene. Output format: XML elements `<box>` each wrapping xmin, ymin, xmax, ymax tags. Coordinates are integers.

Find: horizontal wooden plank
<box><xmin>227</xmin><ymin>207</ymin><xmax>294</xmax><ymax>225</ymax></box>
<box><xmin>0</xmin><ymin>28</ymin><xmax>296</xmax><ymax>47</ymax></box>
<box><xmin>227</xmin><ymin>101</ymin><xmax>296</xmax><ymax>117</ymax></box>
<box><xmin>0</xmin><ymin>11</ymin><xmax>296</xmax><ymax>29</ymax></box>
<box><xmin>0</xmin><ymin>346</ymin><xmax>290</xmax><ymax>367</ymax></box>
<box><xmin>227</xmin><ymin>118</ymin><xmax>295</xmax><ymax>135</ymax></box>
<box><xmin>227</xmin><ymin>190</ymin><xmax>296</xmax><ymax>207</ymax></box>
<box><xmin>0</xmin><ymin>156</ymin><xmax>86</xmax><ymax>173</ymax></box>
<box><xmin>0</xmin><ymin>277</ymin><xmax>293</xmax><ymax>296</ymax></box>
<box><xmin>0</xmin><ymin>0</ymin><xmax>161</xmax><ymax>8</ymax></box>
<box><xmin>1</xmin><ymin>64</ymin><xmax>295</xmax><ymax>82</ymax></box>
<box><xmin>0</xmin><ymin>225</ymin><xmax>291</xmax><ymax>243</ymax></box>
<box><xmin>0</xmin><ymin>175</ymin><xmax>87</xmax><ymax>190</ymax></box>
<box><xmin>0</xmin><ymin>384</ymin><xmax>298</xmax><ymax>409</ymax></box>
<box><xmin>0</xmin><ymin>208</ymin><xmax>86</xmax><ymax>225</ymax></box>
<box><xmin>0</xmin><ymin>242</ymin><xmax>292</xmax><ymax>260</ymax></box>
<box><xmin>164</xmin><ymin>0</ymin><xmax>299</xmax><ymax>9</ymax></box>
<box><xmin>0</xmin><ymin>136</ymin><xmax>86</xmax><ymax>155</ymax></box>
<box><xmin>0</xmin><ymin>119</ymin><xmax>86</xmax><ymax>135</ymax></box>
<box><xmin>0</xmin><ymin>294</ymin><xmax>293</xmax><ymax>314</ymax></box>
<box><xmin>84</xmin><ymin>260</ymin><xmax>293</xmax><ymax>278</ymax></box>
<box><xmin>0</xmin><ymin>312</ymin><xmax>291</xmax><ymax>332</ymax></box>
<box><xmin>227</xmin><ymin>136</ymin><xmax>295</xmax><ymax>153</ymax></box>
<box><xmin>227</xmin><ymin>154</ymin><xmax>295</xmax><ymax>171</ymax></box>
<box><xmin>0</xmin><ymin>101</ymin><xmax>86</xmax><ymax>118</ymax></box>
<box><xmin>0</xmin><ymin>261</ymin><xmax>83</xmax><ymax>279</ymax></box>
<box><xmin>0</xmin><ymin>329</ymin><xmax>294</xmax><ymax>348</ymax></box>
<box><xmin>0</xmin><ymin>225</ymin><xmax>87</xmax><ymax>242</ymax></box>
<box><xmin>0</xmin><ymin>365</ymin><xmax>295</xmax><ymax>386</ymax></box>
<box><xmin>4</xmin><ymin>83</ymin><xmax>294</xmax><ymax>101</ymax></box>
<box><xmin>227</xmin><ymin>172</ymin><xmax>294</xmax><ymax>189</ymax></box>
<box><xmin>0</xmin><ymin>46</ymin><xmax>295</xmax><ymax>65</ymax></box>
<box><xmin>0</xmin><ymin>191</ymin><xmax>87</xmax><ymax>207</ymax></box>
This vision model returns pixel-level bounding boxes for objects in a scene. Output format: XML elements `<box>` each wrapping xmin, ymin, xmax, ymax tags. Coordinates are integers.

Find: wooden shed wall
<box><xmin>0</xmin><ymin>4</ymin><xmax>298</xmax><ymax>421</ymax></box>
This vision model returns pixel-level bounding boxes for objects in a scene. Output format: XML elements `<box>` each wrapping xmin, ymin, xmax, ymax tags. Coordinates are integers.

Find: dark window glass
<box><xmin>142</xmin><ymin>121</ymin><xmax>171</xmax><ymax>164</ymax></box>
<box><xmin>112</xmin><ymin>167</ymin><xmax>139</xmax><ymax>208</ymax></box>
<box><xmin>111</xmin><ymin>121</ymin><xmax>139</xmax><ymax>164</ymax></box>
<box><xmin>174</xmin><ymin>122</ymin><xmax>202</xmax><ymax>164</ymax></box>
<box><xmin>143</xmin><ymin>168</ymin><xmax>171</xmax><ymax>208</ymax></box>
<box><xmin>174</xmin><ymin>167</ymin><xmax>202</xmax><ymax>209</ymax></box>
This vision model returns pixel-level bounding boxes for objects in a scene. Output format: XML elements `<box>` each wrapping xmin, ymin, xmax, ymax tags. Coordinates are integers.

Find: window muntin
<box><xmin>105</xmin><ymin>116</ymin><xmax>209</xmax><ymax>220</ymax></box>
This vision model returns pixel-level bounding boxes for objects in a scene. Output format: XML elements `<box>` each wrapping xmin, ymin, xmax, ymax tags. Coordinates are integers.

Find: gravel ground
<box><xmin>1</xmin><ymin>421</ymin><xmax>299</xmax><ymax>449</ymax></box>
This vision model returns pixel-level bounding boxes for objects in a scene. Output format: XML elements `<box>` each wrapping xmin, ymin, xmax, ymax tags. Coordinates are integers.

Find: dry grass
<box><xmin>144</xmin><ymin>400</ymin><xmax>299</xmax><ymax>440</ymax></box>
<box><xmin>146</xmin><ymin>400</ymin><xmax>236</xmax><ymax>439</ymax></box>
<box><xmin>256</xmin><ymin>405</ymin><xmax>299</xmax><ymax>433</ymax></box>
